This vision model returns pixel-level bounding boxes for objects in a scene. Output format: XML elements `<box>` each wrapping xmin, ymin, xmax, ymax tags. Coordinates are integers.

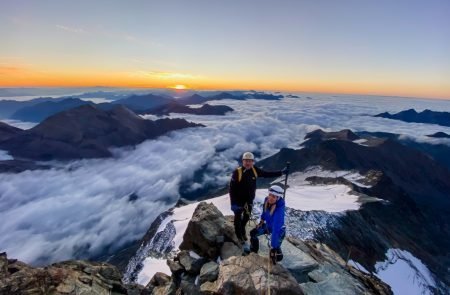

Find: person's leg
<box><xmin>241</xmin><ymin>204</ymin><xmax>252</xmax><ymax>240</ymax></box>
<box><xmin>233</xmin><ymin>208</ymin><xmax>244</xmax><ymax>241</ymax></box>
<box><xmin>274</xmin><ymin>227</ymin><xmax>286</xmax><ymax>262</ymax></box>
<box><xmin>249</xmin><ymin>225</ymin><xmax>266</xmax><ymax>253</ymax></box>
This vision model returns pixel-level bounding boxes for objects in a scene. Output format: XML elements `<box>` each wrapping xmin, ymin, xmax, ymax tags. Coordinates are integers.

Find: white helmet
<box><xmin>242</xmin><ymin>152</ymin><xmax>255</xmax><ymax>160</ymax></box>
<box><xmin>268</xmin><ymin>185</ymin><xmax>284</xmax><ymax>198</ymax></box>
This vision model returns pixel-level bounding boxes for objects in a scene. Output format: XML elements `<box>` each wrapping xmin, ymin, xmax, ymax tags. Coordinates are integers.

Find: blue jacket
<box><xmin>260</xmin><ymin>197</ymin><xmax>285</xmax><ymax>248</ymax></box>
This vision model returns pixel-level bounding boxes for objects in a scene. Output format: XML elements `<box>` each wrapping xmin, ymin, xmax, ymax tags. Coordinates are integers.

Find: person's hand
<box><xmin>281</xmin><ymin>166</ymin><xmax>289</xmax><ymax>175</ymax></box>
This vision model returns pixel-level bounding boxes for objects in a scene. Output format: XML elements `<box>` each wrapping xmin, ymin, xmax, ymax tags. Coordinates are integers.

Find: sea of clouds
<box><xmin>1</xmin><ymin>93</ymin><xmax>450</xmax><ymax>265</ymax></box>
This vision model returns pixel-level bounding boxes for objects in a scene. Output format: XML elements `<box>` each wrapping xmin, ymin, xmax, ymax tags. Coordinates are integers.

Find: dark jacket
<box><xmin>261</xmin><ymin>196</ymin><xmax>285</xmax><ymax>248</ymax></box>
<box><xmin>229</xmin><ymin>166</ymin><xmax>282</xmax><ymax>207</ymax></box>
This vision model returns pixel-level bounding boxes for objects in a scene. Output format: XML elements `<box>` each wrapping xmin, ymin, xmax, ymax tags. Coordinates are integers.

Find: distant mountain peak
<box><xmin>0</xmin><ymin>104</ymin><xmax>202</xmax><ymax>161</ymax></box>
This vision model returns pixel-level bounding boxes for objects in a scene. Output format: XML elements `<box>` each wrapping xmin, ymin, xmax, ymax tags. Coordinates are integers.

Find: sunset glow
<box><xmin>1</xmin><ymin>0</ymin><xmax>449</xmax><ymax>99</ymax></box>
<box><xmin>168</xmin><ymin>84</ymin><xmax>188</xmax><ymax>90</ymax></box>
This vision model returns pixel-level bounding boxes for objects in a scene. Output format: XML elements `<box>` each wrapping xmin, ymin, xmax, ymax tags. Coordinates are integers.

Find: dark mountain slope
<box><xmin>0</xmin><ymin>105</ymin><xmax>202</xmax><ymax>161</ymax></box>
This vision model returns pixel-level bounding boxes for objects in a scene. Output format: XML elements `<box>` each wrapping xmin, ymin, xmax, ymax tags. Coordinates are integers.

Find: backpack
<box><xmin>237</xmin><ymin>166</ymin><xmax>258</xmax><ymax>182</ymax></box>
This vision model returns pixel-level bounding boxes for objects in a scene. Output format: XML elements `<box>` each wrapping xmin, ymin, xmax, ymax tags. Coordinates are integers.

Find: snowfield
<box><xmin>374</xmin><ymin>249</ymin><xmax>438</xmax><ymax>295</ymax></box>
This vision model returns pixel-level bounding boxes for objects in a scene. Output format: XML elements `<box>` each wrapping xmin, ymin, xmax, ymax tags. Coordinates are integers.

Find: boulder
<box><xmin>200</xmin><ymin>280</ymin><xmax>217</xmax><ymax>294</ymax></box>
<box><xmin>144</xmin><ymin>272</ymin><xmax>171</xmax><ymax>295</ymax></box>
<box><xmin>220</xmin><ymin>242</ymin><xmax>242</xmax><ymax>260</ymax></box>
<box><xmin>147</xmin><ymin>272</ymin><xmax>171</xmax><ymax>287</ymax></box>
<box><xmin>177</xmin><ymin>250</ymin><xmax>208</xmax><ymax>275</ymax></box>
<box><xmin>199</xmin><ymin>261</ymin><xmax>219</xmax><ymax>284</ymax></box>
<box><xmin>287</xmin><ymin>238</ymin><xmax>393</xmax><ymax>295</ymax></box>
<box><xmin>167</xmin><ymin>259</ymin><xmax>184</xmax><ymax>274</ymax></box>
<box><xmin>179</xmin><ymin>202</ymin><xmax>240</xmax><ymax>259</ymax></box>
<box><xmin>215</xmin><ymin>253</ymin><xmax>303</xmax><ymax>295</ymax></box>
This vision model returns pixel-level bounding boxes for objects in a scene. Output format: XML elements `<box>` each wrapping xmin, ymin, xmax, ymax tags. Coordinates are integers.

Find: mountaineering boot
<box><xmin>242</xmin><ymin>242</ymin><xmax>251</xmax><ymax>255</ymax></box>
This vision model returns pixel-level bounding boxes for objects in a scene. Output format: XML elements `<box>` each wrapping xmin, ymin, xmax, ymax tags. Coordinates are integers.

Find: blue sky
<box><xmin>1</xmin><ymin>0</ymin><xmax>449</xmax><ymax>98</ymax></box>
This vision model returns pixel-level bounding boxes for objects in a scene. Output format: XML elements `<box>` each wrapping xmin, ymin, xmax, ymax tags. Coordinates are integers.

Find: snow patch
<box><xmin>137</xmin><ymin>257</ymin><xmax>171</xmax><ymax>285</ymax></box>
<box><xmin>257</xmin><ymin>184</ymin><xmax>359</xmax><ymax>212</ymax></box>
<box><xmin>375</xmin><ymin>248</ymin><xmax>437</xmax><ymax>295</ymax></box>
<box><xmin>353</xmin><ymin>138</ymin><xmax>370</xmax><ymax>146</ymax></box>
<box><xmin>274</xmin><ymin>167</ymin><xmax>373</xmax><ymax>188</ymax></box>
<box><xmin>347</xmin><ymin>259</ymin><xmax>370</xmax><ymax>274</ymax></box>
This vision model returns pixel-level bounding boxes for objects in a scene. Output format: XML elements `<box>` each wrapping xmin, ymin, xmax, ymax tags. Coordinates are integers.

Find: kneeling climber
<box><xmin>250</xmin><ymin>185</ymin><xmax>286</xmax><ymax>264</ymax></box>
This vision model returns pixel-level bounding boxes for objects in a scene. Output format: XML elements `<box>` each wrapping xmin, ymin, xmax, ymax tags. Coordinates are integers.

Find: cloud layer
<box><xmin>1</xmin><ymin>93</ymin><xmax>450</xmax><ymax>265</ymax></box>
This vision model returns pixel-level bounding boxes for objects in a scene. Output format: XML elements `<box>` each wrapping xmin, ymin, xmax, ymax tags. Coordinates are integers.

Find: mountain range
<box><xmin>0</xmin><ymin>104</ymin><xmax>202</xmax><ymax>161</ymax></box>
<box><xmin>1</xmin><ymin>91</ymin><xmax>281</xmax><ymax>123</ymax></box>
<box><xmin>375</xmin><ymin>108</ymin><xmax>450</xmax><ymax>127</ymax></box>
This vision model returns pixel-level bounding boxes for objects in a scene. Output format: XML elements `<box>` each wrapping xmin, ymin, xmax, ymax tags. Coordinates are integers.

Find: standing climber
<box><xmin>229</xmin><ymin>152</ymin><xmax>288</xmax><ymax>243</ymax></box>
<box><xmin>250</xmin><ymin>185</ymin><xmax>286</xmax><ymax>264</ymax></box>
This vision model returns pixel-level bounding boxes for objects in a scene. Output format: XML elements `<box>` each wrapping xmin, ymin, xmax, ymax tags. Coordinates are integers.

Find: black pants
<box><xmin>233</xmin><ymin>204</ymin><xmax>252</xmax><ymax>240</ymax></box>
<box><xmin>250</xmin><ymin>225</ymin><xmax>286</xmax><ymax>253</ymax></box>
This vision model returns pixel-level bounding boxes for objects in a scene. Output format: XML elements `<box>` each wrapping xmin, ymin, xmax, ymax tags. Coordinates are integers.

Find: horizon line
<box><xmin>0</xmin><ymin>85</ymin><xmax>449</xmax><ymax>101</ymax></box>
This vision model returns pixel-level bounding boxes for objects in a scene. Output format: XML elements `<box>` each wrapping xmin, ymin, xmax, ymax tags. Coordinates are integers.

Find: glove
<box><xmin>281</xmin><ymin>166</ymin><xmax>289</xmax><ymax>175</ymax></box>
<box><xmin>231</xmin><ymin>204</ymin><xmax>243</xmax><ymax>213</ymax></box>
<box><xmin>256</xmin><ymin>221</ymin><xmax>264</xmax><ymax>229</ymax></box>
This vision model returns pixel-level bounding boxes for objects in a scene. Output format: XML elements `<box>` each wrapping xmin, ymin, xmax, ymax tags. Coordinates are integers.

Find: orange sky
<box><xmin>1</xmin><ymin>65</ymin><xmax>449</xmax><ymax>99</ymax></box>
<box><xmin>1</xmin><ymin>0</ymin><xmax>449</xmax><ymax>100</ymax></box>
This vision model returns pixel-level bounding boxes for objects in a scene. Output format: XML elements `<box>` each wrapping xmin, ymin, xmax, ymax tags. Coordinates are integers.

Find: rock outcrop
<box><xmin>0</xmin><ymin>201</ymin><xmax>393</xmax><ymax>294</ymax></box>
<box><xmin>156</xmin><ymin>202</ymin><xmax>392</xmax><ymax>295</ymax></box>
<box><xmin>0</xmin><ymin>252</ymin><xmax>142</xmax><ymax>294</ymax></box>
<box><xmin>179</xmin><ymin>202</ymin><xmax>241</xmax><ymax>259</ymax></box>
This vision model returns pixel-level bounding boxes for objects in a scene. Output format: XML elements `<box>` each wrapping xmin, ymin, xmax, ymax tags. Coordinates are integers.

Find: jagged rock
<box><xmin>167</xmin><ymin>259</ymin><xmax>184</xmax><ymax>274</ymax></box>
<box><xmin>254</xmin><ymin>232</ymin><xmax>318</xmax><ymax>283</ymax></box>
<box><xmin>220</xmin><ymin>242</ymin><xmax>242</xmax><ymax>260</ymax></box>
<box><xmin>178</xmin><ymin>251</ymin><xmax>196</xmax><ymax>272</ymax></box>
<box><xmin>159</xmin><ymin>202</ymin><xmax>393</xmax><ymax>294</ymax></box>
<box><xmin>287</xmin><ymin>238</ymin><xmax>392</xmax><ymax>295</ymax></box>
<box><xmin>199</xmin><ymin>262</ymin><xmax>219</xmax><ymax>284</ymax></box>
<box><xmin>179</xmin><ymin>279</ymin><xmax>201</xmax><ymax>295</ymax></box>
<box><xmin>147</xmin><ymin>272</ymin><xmax>171</xmax><ymax>288</ymax></box>
<box><xmin>145</xmin><ymin>272</ymin><xmax>172</xmax><ymax>295</ymax></box>
<box><xmin>125</xmin><ymin>283</ymin><xmax>149</xmax><ymax>295</ymax></box>
<box><xmin>215</xmin><ymin>253</ymin><xmax>303</xmax><ymax>295</ymax></box>
<box><xmin>177</xmin><ymin>251</ymin><xmax>208</xmax><ymax>275</ymax></box>
<box><xmin>179</xmin><ymin>202</ymin><xmax>240</xmax><ymax>259</ymax></box>
<box><xmin>0</xmin><ymin>252</ymin><xmax>132</xmax><ymax>295</ymax></box>
<box><xmin>200</xmin><ymin>280</ymin><xmax>217</xmax><ymax>294</ymax></box>
<box><xmin>0</xmin><ymin>253</ymin><xmax>7</xmax><ymax>279</ymax></box>
<box><xmin>302</xmin><ymin>272</ymin><xmax>367</xmax><ymax>294</ymax></box>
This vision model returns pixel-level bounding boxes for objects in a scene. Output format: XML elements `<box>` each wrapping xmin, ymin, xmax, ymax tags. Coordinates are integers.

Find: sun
<box><xmin>169</xmin><ymin>84</ymin><xmax>188</xmax><ymax>90</ymax></box>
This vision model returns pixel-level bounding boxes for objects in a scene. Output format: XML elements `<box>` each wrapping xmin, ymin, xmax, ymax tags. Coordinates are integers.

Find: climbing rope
<box><xmin>243</xmin><ymin>203</ymin><xmax>273</xmax><ymax>295</ymax></box>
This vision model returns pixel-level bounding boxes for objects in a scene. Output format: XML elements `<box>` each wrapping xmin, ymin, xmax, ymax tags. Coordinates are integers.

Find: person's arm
<box><xmin>258</xmin><ymin>199</ymin><xmax>267</xmax><ymax>227</ymax></box>
<box><xmin>270</xmin><ymin>205</ymin><xmax>285</xmax><ymax>249</ymax></box>
<box><xmin>255</xmin><ymin>166</ymin><xmax>282</xmax><ymax>178</ymax></box>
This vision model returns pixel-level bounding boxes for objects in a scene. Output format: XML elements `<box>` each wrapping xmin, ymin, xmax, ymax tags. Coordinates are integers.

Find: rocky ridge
<box><xmin>0</xmin><ymin>202</ymin><xmax>392</xmax><ymax>294</ymax></box>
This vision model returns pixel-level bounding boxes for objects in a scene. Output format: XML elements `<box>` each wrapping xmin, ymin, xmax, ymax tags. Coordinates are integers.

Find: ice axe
<box><xmin>283</xmin><ymin>162</ymin><xmax>290</xmax><ymax>199</ymax></box>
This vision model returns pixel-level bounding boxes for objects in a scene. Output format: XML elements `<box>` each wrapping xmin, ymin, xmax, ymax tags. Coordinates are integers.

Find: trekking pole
<box><xmin>283</xmin><ymin>162</ymin><xmax>290</xmax><ymax>199</ymax></box>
